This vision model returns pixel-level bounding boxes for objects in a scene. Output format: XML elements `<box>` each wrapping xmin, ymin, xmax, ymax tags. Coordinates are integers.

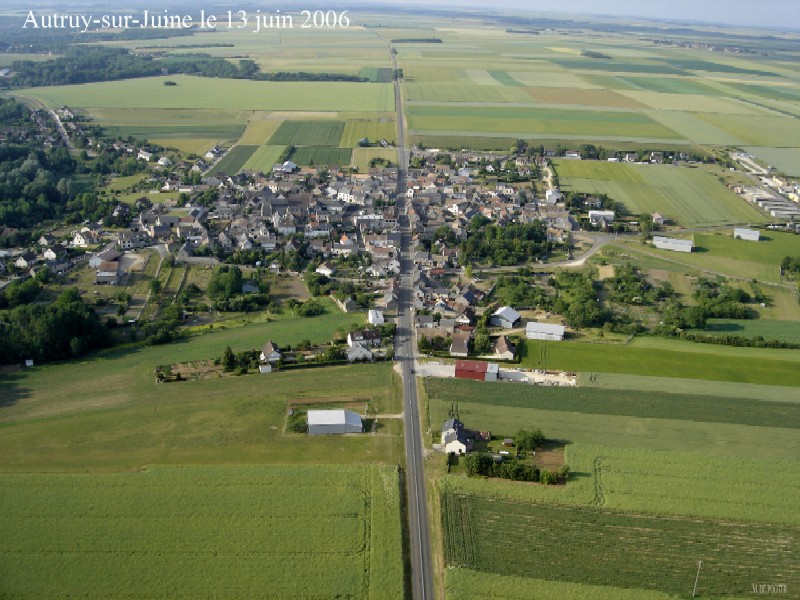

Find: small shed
<box><xmin>307</xmin><ymin>409</ymin><xmax>363</xmax><ymax>435</ymax></box>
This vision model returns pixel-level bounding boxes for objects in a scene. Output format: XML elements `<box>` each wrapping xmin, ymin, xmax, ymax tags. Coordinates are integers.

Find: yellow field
<box><xmin>238</xmin><ymin>114</ymin><xmax>284</xmax><ymax>145</ymax></box>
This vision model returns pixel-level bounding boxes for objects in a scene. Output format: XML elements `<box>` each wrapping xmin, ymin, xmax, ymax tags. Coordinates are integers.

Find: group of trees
<box><xmin>551</xmin><ymin>272</ymin><xmax>608</xmax><ymax>329</ymax></box>
<box><xmin>781</xmin><ymin>256</ymin><xmax>800</xmax><ymax>276</ymax></box>
<box><xmin>660</xmin><ymin>280</ymin><xmax>757</xmax><ymax>331</ymax></box>
<box><xmin>461</xmin><ymin>218</ymin><xmax>552</xmax><ymax>266</ymax></box>
<box><xmin>0</xmin><ymin>289</ymin><xmax>112</xmax><ymax>364</ymax></box>
<box><xmin>206</xmin><ymin>266</ymin><xmax>271</xmax><ymax>312</ymax></box>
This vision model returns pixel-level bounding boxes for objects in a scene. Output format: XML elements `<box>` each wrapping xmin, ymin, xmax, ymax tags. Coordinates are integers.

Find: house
<box><xmin>95</xmin><ymin>261</ymin><xmax>121</xmax><ymax>285</ymax></box>
<box><xmin>307</xmin><ymin>409</ymin><xmax>363</xmax><ymax>435</ymax></box>
<box><xmin>42</xmin><ymin>243</ymin><xmax>67</xmax><ymax>261</ymax></box>
<box><xmin>315</xmin><ymin>262</ymin><xmax>336</xmax><ymax>277</ymax></box>
<box><xmin>416</xmin><ymin>314</ymin><xmax>435</xmax><ymax>329</ymax></box>
<box><xmin>137</xmin><ymin>150</ymin><xmax>153</xmax><ymax>162</ymax></box>
<box><xmin>653</xmin><ymin>236</ymin><xmax>693</xmax><ymax>253</ymax></box>
<box><xmin>334</xmin><ymin>296</ymin><xmax>358</xmax><ymax>313</ymax></box>
<box><xmin>588</xmin><ymin>210</ymin><xmax>615</xmax><ymax>226</ymax></box>
<box><xmin>441</xmin><ymin>418</ymin><xmax>473</xmax><ymax>455</ymax></box>
<box><xmin>449</xmin><ymin>333</ymin><xmax>470</xmax><ymax>358</ymax></box>
<box><xmin>367</xmin><ymin>309</ymin><xmax>385</xmax><ymax>326</ymax></box>
<box><xmin>733</xmin><ymin>227</ymin><xmax>760</xmax><ymax>242</ymax></box>
<box><xmin>259</xmin><ymin>341</ymin><xmax>282</xmax><ymax>364</ymax></box>
<box><xmin>525</xmin><ymin>322</ymin><xmax>565</xmax><ymax>341</ymax></box>
<box><xmin>89</xmin><ymin>248</ymin><xmax>120</xmax><ymax>268</ymax></box>
<box><xmin>346</xmin><ymin>342</ymin><xmax>373</xmax><ymax>363</ymax></box>
<box><xmin>157</xmin><ymin>156</ymin><xmax>172</xmax><ymax>167</ymax></box>
<box><xmin>651</xmin><ymin>213</ymin><xmax>666</xmax><ymax>226</ymax></box>
<box><xmin>15</xmin><ymin>252</ymin><xmax>36</xmax><ymax>269</ymax></box>
<box><xmin>455</xmin><ymin>360</ymin><xmax>499</xmax><ymax>382</ymax></box>
<box><xmin>490</xmin><ymin>306</ymin><xmax>521</xmax><ymax>329</ymax></box>
<box><xmin>38</xmin><ymin>233</ymin><xmax>56</xmax><ymax>246</ymax></box>
<box><xmin>494</xmin><ymin>335</ymin><xmax>516</xmax><ymax>360</ymax></box>
<box><xmin>348</xmin><ymin>329</ymin><xmax>382</xmax><ymax>347</ymax></box>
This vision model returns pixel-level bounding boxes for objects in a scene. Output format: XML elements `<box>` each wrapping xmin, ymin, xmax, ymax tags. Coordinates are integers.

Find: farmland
<box><xmin>212</xmin><ymin>145</ymin><xmax>259</xmax><ymax>175</ymax></box>
<box><xmin>340</xmin><ymin>120</ymin><xmax>397</xmax><ymax>146</ymax></box>
<box><xmin>701</xmin><ymin>318</ymin><xmax>800</xmax><ymax>343</ymax></box>
<box><xmin>291</xmin><ymin>146</ymin><xmax>352</xmax><ymax>167</ymax></box>
<box><xmin>241</xmin><ymin>144</ymin><xmax>287</xmax><ymax>172</ymax></box>
<box><xmin>269</xmin><ymin>120</ymin><xmax>346</xmax><ymax>146</ymax></box>
<box><xmin>441</xmin><ymin>490</ymin><xmax>800</xmax><ymax>598</ymax></box>
<box><xmin>554</xmin><ymin>160</ymin><xmax>767</xmax><ymax>226</ymax></box>
<box><xmin>0</xmin><ymin>465</ymin><xmax>405</xmax><ymax>600</ymax></box>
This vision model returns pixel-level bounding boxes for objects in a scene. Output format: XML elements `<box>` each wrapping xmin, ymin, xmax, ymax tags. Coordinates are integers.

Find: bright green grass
<box><xmin>621</xmin><ymin>230</ymin><xmax>799</xmax><ymax>283</ymax></box>
<box><xmin>701</xmin><ymin>319</ymin><xmax>800</xmax><ymax>343</ymax></box>
<box><xmin>441</xmin><ymin>490</ymin><xmax>800</xmax><ymax>598</ymax></box>
<box><xmin>425</xmin><ymin>387</ymin><xmax>800</xmax><ymax>461</ymax></box>
<box><xmin>521</xmin><ymin>337</ymin><xmax>800</xmax><ymax>386</ymax></box>
<box><xmin>13</xmin><ymin>76</ymin><xmax>395</xmax><ymax>112</ymax></box>
<box><xmin>291</xmin><ymin>146</ymin><xmax>352</xmax><ymax>167</ymax></box>
<box><xmin>554</xmin><ymin>161</ymin><xmax>767</xmax><ymax>226</ymax></box>
<box><xmin>268</xmin><ymin>120</ymin><xmax>345</xmax><ymax>146</ymax></box>
<box><xmin>0</xmin><ymin>362</ymin><xmax>402</xmax><ymax>470</ymax></box>
<box><xmin>488</xmin><ymin>70</ymin><xmax>523</xmax><ymax>86</ymax></box>
<box><xmin>211</xmin><ymin>145</ymin><xmax>259</xmax><ymax>175</ymax></box>
<box><xmin>447</xmin><ymin>569</ymin><xmax>684</xmax><ymax>600</ymax></box>
<box><xmin>0</xmin><ymin>465</ymin><xmax>405</xmax><ymax>600</ymax></box>
<box><xmin>241</xmin><ymin>144</ymin><xmax>286</xmax><ymax>172</ymax></box>
<box><xmin>406</xmin><ymin>105</ymin><xmax>681</xmax><ymax>139</ymax></box>
<box><xmin>340</xmin><ymin>121</ymin><xmax>397</xmax><ymax>147</ymax></box>
<box><xmin>423</xmin><ymin>378</ymin><xmax>800</xmax><ymax>428</ymax></box>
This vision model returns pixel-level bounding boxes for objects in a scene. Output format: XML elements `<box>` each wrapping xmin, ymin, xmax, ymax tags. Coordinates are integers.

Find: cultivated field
<box><xmin>291</xmin><ymin>146</ymin><xmax>352</xmax><ymax>167</ymax></box>
<box><xmin>242</xmin><ymin>144</ymin><xmax>287</xmax><ymax>172</ymax></box>
<box><xmin>212</xmin><ymin>145</ymin><xmax>259</xmax><ymax>175</ymax></box>
<box><xmin>554</xmin><ymin>160</ymin><xmax>767</xmax><ymax>226</ymax></box>
<box><xmin>0</xmin><ymin>465</ymin><xmax>405</xmax><ymax>599</ymax></box>
<box><xmin>269</xmin><ymin>120</ymin><xmax>346</xmax><ymax>146</ymax></box>
<box><xmin>340</xmin><ymin>120</ymin><xmax>397</xmax><ymax>146</ymax></box>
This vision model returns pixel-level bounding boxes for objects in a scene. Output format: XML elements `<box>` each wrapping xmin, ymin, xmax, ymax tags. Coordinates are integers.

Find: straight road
<box><xmin>391</xmin><ymin>44</ymin><xmax>435</xmax><ymax>600</ymax></box>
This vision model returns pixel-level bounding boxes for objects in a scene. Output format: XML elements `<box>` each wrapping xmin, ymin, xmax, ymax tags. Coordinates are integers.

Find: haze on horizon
<box><xmin>365</xmin><ymin>0</ymin><xmax>799</xmax><ymax>30</ymax></box>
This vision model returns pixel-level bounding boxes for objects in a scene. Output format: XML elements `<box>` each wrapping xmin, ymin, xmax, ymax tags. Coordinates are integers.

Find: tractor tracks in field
<box><xmin>592</xmin><ymin>456</ymin><xmax>607</xmax><ymax>508</ymax></box>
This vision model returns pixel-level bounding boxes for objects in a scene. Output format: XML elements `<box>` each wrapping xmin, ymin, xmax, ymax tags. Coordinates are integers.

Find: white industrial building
<box><xmin>526</xmin><ymin>322</ymin><xmax>566</xmax><ymax>341</ymax></box>
<box><xmin>307</xmin><ymin>409</ymin><xmax>363</xmax><ymax>435</ymax></box>
<box><xmin>490</xmin><ymin>306</ymin><xmax>521</xmax><ymax>329</ymax></box>
<box><xmin>653</xmin><ymin>236</ymin><xmax>693</xmax><ymax>253</ymax></box>
<box><xmin>733</xmin><ymin>228</ymin><xmax>760</xmax><ymax>242</ymax></box>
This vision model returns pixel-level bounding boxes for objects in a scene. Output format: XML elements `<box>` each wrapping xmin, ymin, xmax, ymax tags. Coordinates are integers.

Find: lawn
<box><xmin>520</xmin><ymin>337</ymin><xmax>800</xmax><ymax>386</ymax></box>
<box><xmin>268</xmin><ymin>120</ymin><xmax>346</xmax><ymax>146</ymax></box>
<box><xmin>0</xmin><ymin>465</ymin><xmax>405</xmax><ymax>600</ymax></box>
<box><xmin>211</xmin><ymin>145</ymin><xmax>259</xmax><ymax>175</ymax></box>
<box><xmin>13</xmin><ymin>76</ymin><xmax>395</xmax><ymax>112</ymax></box>
<box><xmin>441</xmin><ymin>490</ymin><xmax>800</xmax><ymax>598</ymax></box>
<box><xmin>554</xmin><ymin>160</ymin><xmax>767</xmax><ymax>226</ymax></box>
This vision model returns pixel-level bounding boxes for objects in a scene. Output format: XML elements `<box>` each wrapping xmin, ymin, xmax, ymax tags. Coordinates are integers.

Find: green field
<box><xmin>488</xmin><ymin>70</ymin><xmax>523</xmax><ymax>86</ymax></box>
<box><xmin>241</xmin><ymin>144</ymin><xmax>287</xmax><ymax>172</ymax></box>
<box><xmin>0</xmin><ymin>465</ymin><xmax>405</xmax><ymax>599</ymax></box>
<box><xmin>520</xmin><ymin>337</ymin><xmax>800</xmax><ymax>387</ymax></box>
<box><xmin>744</xmin><ymin>146</ymin><xmax>800</xmax><ymax>176</ymax></box>
<box><xmin>359</xmin><ymin>67</ymin><xmax>394</xmax><ymax>83</ymax></box>
<box><xmin>441</xmin><ymin>490</ymin><xmax>800</xmax><ymax>598</ymax></box>
<box><xmin>701</xmin><ymin>318</ymin><xmax>800</xmax><ymax>343</ymax></box>
<box><xmin>554</xmin><ymin>160</ymin><xmax>767</xmax><ymax>226</ymax></box>
<box><xmin>14</xmin><ymin>76</ymin><xmax>395</xmax><ymax>112</ymax></box>
<box><xmin>621</xmin><ymin>230</ymin><xmax>799</xmax><ymax>283</ymax></box>
<box><xmin>423</xmin><ymin>378</ymin><xmax>800</xmax><ymax>429</ymax></box>
<box><xmin>269</xmin><ymin>120</ymin><xmax>346</xmax><ymax>146</ymax></box>
<box><xmin>291</xmin><ymin>146</ymin><xmax>352</xmax><ymax>167</ymax></box>
<box><xmin>351</xmin><ymin>148</ymin><xmax>398</xmax><ymax>171</ymax></box>
<box><xmin>340</xmin><ymin>121</ymin><xmax>397</xmax><ymax>147</ymax></box>
<box><xmin>211</xmin><ymin>145</ymin><xmax>259</xmax><ymax>175</ymax></box>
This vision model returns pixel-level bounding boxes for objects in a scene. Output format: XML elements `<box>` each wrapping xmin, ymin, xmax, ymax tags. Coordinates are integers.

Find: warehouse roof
<box><xmin>307</xmin><ymin>409</ymin><xmax>362</xmax><ymax>428</ymax></box>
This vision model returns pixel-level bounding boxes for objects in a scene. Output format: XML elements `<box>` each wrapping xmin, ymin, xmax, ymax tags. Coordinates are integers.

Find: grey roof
<box><xmin>307</xmin><ymin>409</ymin><xmax>362</xmax><ymax>428</ymax></box>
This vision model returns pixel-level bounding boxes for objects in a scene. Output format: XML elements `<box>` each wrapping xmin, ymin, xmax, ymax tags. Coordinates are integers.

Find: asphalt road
<box><xmin>392</xmin><ymin>44</ymin><xmax>435</xmax><ymax>600</ymax></box>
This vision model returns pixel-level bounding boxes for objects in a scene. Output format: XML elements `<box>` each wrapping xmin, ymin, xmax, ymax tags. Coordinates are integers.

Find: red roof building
<box><xmin>454</xmin><ymin>360</ymin><xmax>499</xmax><ymax>382</ymax></box>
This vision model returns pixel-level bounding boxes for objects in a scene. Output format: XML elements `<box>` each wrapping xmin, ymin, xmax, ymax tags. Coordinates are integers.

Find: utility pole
<box><xmin>692</xmin><ymin>560</ymin><xmax>703</xmax><ymax>598</ymax></box>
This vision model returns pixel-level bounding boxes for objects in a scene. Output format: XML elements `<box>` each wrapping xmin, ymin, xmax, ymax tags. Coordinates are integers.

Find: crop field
<box><xmin>212</xmin><ymin>145</ymin><xmax>259</xmax><ymax>176</ymax></box>
<box><xmin>402</xmin><ymin>82</ymin><xmax>533</xmax><ymax>103</ymax></box>
<box><xmin>340</xmin><ymin>121</ymin><xmax>397</xmax><ymax>146</ymax></box>
<box><xmin>406</xmin><ymin>105</ymin><xmax>681</xmax><ymax>140</ymax></box>
<box><xmin>0</xmin><ymin>465</ymin><xmax>405</xmax><ymax>599</ymax></box>
<box><xmin>351</xmin><ymin>148</ymin><xmax>398</xmax><ymax>171</ymax></box>
<box><xmin>441</xmin><ymin>490</ymin><xmax>800</xmax><ymax>598</ymax></box>
<box><xmin>619</xmin><ymin>90</ymin><xmax>764</xmax><ymax>115</ymax></box>
<box><xmin>291</xmin><ymin>146</ymin><xmax>352</xmax><ymax>167</ymax></box>
<box><xmin>554</xmin><ymin>161</ymin><xmax>767</xmax><ymax>226</ymax></box>
<box><xmin>622</xmin><ymin>230</ymin><xmax>799</xmax><ymax>282</ymax></box>
<box><xmin>488</xmin><ymin>70</ymin><xmax>523</xmax><ymax>86</ymax></box>
<box><xmin>525</xmin><ymin>87</ymin><xmax>647</xmax><ymax>109</ymax></box>
<box><xmin>744</xmin><ymin>146</ymin><xmax>800</xmax><ymax>176</ymax></box>
<box><xmin>359</xmin><ymin>67</ymin><xmax>394</xmax><ymax>82</ymax></box>
<box><xmin>269</xmin><ymin>120</ymin><xmax>345</xmax><ymax>146</ymax></box>
<box><xmin>14</xmin><ymin>76</ymin><xmax>395</xmax><ymax>112</ymax></box>
<box><xmin>241</xmin><ymin>145</ymin><xmax>287</xmax><ymax>173</ymax></box>
<box><xmin>423</xmin><ymin>378</ymin><xmax>800</xmax><ymax>429</ymax></box>
<box><xmin>238</xmin><ymin>114</ymin><xmax>284</xmax><ymax>145</ymax></box>
<box><xmin>521</xmin><ymin>338</ymin><xmax>800</xmax><ymax>386</ymax></box>
<box><xmin>701</xmin><ymin>319</ymin><xmax>800</xmax><ymax>343</ymax></box>
<box><xmin>699</xmin><ymin>113</ymin><xmax>800</xmax><ymax>147</ymax></box>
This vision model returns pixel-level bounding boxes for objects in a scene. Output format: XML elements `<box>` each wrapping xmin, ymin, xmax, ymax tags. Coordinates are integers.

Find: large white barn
<box><xmin>307</xmin><ymin>409</ymin><xmax>363</xmax><ymax>435</ymax></box>
<box><xmin>653</xmin><ymin>236</ymin><xmax>693</xmax><ymax>253</ymax></box>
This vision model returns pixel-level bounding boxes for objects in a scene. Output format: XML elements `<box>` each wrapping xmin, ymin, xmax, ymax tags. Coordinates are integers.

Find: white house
<box><xmin>259</xmin><ymin>341</ymin><xmax>282</xmax><ymax>364</ymax></box>
<box><xmin>346</xmin><ymin>342</ymin><xmax>373</xmax><ymax>363</ymax></box>
<box><xmin>526</xmin><ymin>322</ymin><xmax>565</xmax><ymax>341</ymax></box>
<box><xmin>367</xmin><ymin>309</ymin><xmax>385</xmax><ymax>326</ymax></box>
<box><xmin>441</xmin><ymin>418</ymin><xmax>472</xmax><ymax>455</ymax></box>
<box><xmin>157</xmin><ymin>156</ymin><xmax>172</xmax><ymax>167</ymax></box>
<box><xmin>733</xmin><ymin>227</ymin><xmax>760</xmax><ymax>242</ymax></box>
<box><xmin>315</xmin><ymin>262</ymin><xmax>336</xmax><ymax>277</ymax></box>
<box><xmin>490</xmin><ymin>306</ymin><xmax>521</xmax><ymax>329</ymax></box>
<box><xmin>588</xmin><ymin>210</ymin><xmax>615</xmax><ymax>225</ymax></box>
<box><xmin>653</xmin><ymin>236</ymin><xmax>693</xmax><ymax>253</ymax></box>
<box><xmin>137</xmin><ymin>150</ymin><xmax>153</xmax><ymax>162</ymax></box>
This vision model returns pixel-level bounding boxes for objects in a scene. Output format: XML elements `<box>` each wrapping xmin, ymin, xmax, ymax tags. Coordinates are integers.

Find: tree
<box><xmin>149</xmin><ymin>279</ymin><xmax>162</xmax><ymax>295</ymax></box>
<box><xmin>516</xmin><ymin>428</ymin><xmax>545</xmax><ymax>451</ymax></box>
<box><xmin>222</xmin><ymin>346</ymin><xmax>236</xmax><ymax>372</ymax></box>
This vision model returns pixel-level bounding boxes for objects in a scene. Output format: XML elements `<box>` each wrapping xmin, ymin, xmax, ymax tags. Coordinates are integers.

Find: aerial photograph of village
<box><xmin>0</xmin><ymin>0</ymin><xmax>798</xmax><ymax>597</ymax></box>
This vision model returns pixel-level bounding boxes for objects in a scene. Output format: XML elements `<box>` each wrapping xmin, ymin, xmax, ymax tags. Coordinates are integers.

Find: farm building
<box><xmin>653</xmin><ymin>236</ymin><xmax>693</xmax><ymax>253</ymax></box>
<box><xmin>368</xmin><ymin>309</ymin><xmax>385</xmax><ymax>326</ymax></box>
<box><xmin>490</xmin><ymin>306</ymin><xmax>521</xmax><ymax>329</ymax></box>
<box><xmin>307</xmin><ymin>409</ymin><xmax>363</xmax><ymax>435</ymax></box>
<box><xmin>455</xmin><ymin>360</ymin><xmax>499</xmax><ymax>382</ymax></box>
<box><xmin>734</xmin><ymin>228</ymin><xmax>760</xmax><ymax>241</ymax></box>
<box><xmin>526</xmin><ymin>322</ymin><xmax>566</xmax><ymax>341</ymax></box>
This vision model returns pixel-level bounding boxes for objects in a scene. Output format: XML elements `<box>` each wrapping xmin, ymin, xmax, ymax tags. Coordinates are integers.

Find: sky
<box><xmin>364</xmin><ymin>0</ymin><xmax>800</xmax><ymax>30</ymax></box>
